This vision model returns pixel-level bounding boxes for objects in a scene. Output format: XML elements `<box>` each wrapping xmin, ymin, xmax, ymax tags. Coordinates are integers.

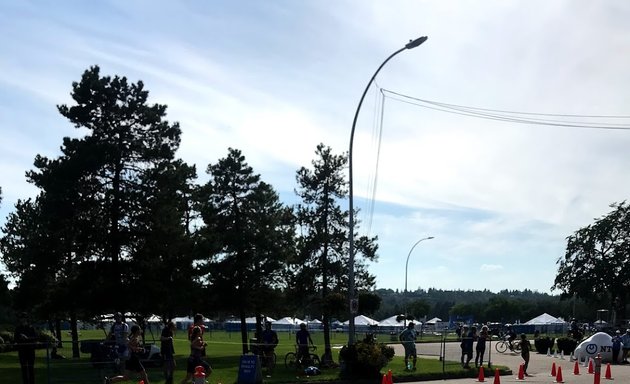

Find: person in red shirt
<box><xmin>187</xmin><ymin>314</ymin><xmax>206</xmax><ymax>356</ymax></box>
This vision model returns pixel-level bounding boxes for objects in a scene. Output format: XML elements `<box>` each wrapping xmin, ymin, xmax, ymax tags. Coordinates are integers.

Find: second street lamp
<box><xmin>404</xmin><ymin>236</ymin><xmax>434</xmax><ymax>325</ymax></box>
<box><xmin>404</xmin><ymin>236</ymin><xmax>434</xmax><ymax>293</ymax></box>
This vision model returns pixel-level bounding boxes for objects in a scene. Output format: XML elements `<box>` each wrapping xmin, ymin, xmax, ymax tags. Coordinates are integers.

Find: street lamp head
<box><xmin>427</xmin><ymin>236</ymin><xmax>435</xmax><ymax>239</ymax></box>
<box><xmin>405</xmin><ymin>36</ymin><xmax>428</xmax><ymax>50</ymax></box>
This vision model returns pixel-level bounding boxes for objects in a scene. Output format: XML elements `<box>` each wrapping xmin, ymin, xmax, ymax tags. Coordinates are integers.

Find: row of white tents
<box><xmin>99</xmin><ymin>312</ymin><xmax>570</xmax><ymax>333</ymax></box>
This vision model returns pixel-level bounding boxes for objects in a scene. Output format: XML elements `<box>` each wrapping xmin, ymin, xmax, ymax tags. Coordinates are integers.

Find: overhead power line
<box><xmin>380</xmin><ymin>88</ymin><xmax>630</xmax><ymax>131</ymax></box>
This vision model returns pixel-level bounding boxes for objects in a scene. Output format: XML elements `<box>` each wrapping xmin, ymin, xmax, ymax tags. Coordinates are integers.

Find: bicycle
<box><xmin>495</xmin><ymin>337</ymin><xmax>521</xmax><ymax>353</ymax></box>
<box><xmin>250</xmin><ymin>341</ymin><xmax>277</xmax><ymax>375</ymax></box>
<box><xmin>284</xmin><ymin>345</ymin><xmax>320</xmax><ymax>369</ymax></box>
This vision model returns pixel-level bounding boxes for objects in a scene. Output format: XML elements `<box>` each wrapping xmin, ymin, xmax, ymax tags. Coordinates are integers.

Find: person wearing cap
<box><xmin>399</xmin><ymin>322</ymin><xmax>417</xmax><ymax>370</ymax></box>
<box><xmin>621</xmin><ymin>329</ymin><xmax>630</xmax><ymax>364</ymax></box>
<box><xmin>612</xmin><ymin>330</ymin><xmax>622</xmax><ymax>364</ymax></box>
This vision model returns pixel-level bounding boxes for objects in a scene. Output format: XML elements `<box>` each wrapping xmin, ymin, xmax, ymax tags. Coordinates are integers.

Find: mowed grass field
<box><xmin>1</xmin><ymin>329</ymin><xmax>458</xmax><ymax>383</ymax></box>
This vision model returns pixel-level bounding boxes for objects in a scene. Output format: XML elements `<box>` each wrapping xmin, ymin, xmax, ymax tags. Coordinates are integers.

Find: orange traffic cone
<box><xmin>588</xmin><ymin>358</ymin><xmax>594</xmax><ymax>374</ymax></box>
<box><xmin>493</xmin><ymin>368</ymin><xmax>501</xmax><ymax>384</ymax></box>
<box><xmin>573</xmin><ymin>361</ymin><xmax>580</xmax><ymax>375</ymax></box>
<box><xmin>604</xmin><ymin>363</ymin><xmax>612</xmax><ymax>380</ymax></box>
<box><xmin>550</xmin><ymin>362</ymin><xmax>557</xmax><ymax>377</ymax></box>
<box><xmin>555</xmin><ymin>366</ymin><xmax>564</xmax><ymax>383</ymax></box>
<box><xmin>477</xmin><ymin>367</ymin><xmax>485</xmax><ymax>382</ymax></box>
<box><xmin>517</xmin><ymin>363</ymin><xmax>525</xmax><ymax>380</ymax></box>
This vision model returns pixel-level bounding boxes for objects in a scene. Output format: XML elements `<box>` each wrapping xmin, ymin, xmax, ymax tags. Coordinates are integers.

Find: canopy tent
<box><xmin>426</xmin><ymin>317</ymin><xmax>442</xmax><ymax>324</ymax></box>
<box><xmin>342</xmin><ymin>315</ymin><xmax>379</xmax><ymax>326</ymax></box>
<box><xmin>378</xmin><ymin>315</ymin><xmax>405</xmax><ymax>326</ymax></box>
<box><xmin>524</xmin><ymin>313</ymin><xmax>564</xmax><ymax>325</ymax></box>
<box><xmin>272</xmin><ymin>317</ymin><xmax>304</xmax><ymax>331</ymax></box>
<box><xmin>523</xmin><ymin>313</ymin><xmax>567</xmax><ymax>334</ymax></box>
<box><xmin>377</xmin><ymin>315</ymin><xmax>406</xmax><ymax>332</ymax></box>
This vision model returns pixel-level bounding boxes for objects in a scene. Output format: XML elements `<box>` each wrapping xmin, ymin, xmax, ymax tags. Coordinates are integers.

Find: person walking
<box><xmin>15</xmin><ymin>312</ymin><xmax>37</xmax><ymax>384</ymax></box>
<box><xmin>161</xmin><ymin>321</ymin><xmax>176</xmax><ymax>384</ymax></box>
<box><xmin>475</xmin><ymin>325</ymin><xmax>489</xmax><ymax>368</ymax></box>
<box><xmin>105</xmin><ymin>325</ymin><xmax>150</xmax><ymax>384</ymax></box>
<box><xmin>399</xmin><ymin>322</ymin><xmax>418</xmax><ymax>371</ymax></box>
<box><xmin>520</xmin><ymin>333</ymin><xmax>531</xmax><ymax>376</ymax></box>
<box><xmin>181</xmin><ymin>326</ymin><xmax>211</xmax><ymax>384</ymax></box>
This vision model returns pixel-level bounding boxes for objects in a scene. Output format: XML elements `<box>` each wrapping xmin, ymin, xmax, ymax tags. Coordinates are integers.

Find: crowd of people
<box><xmin>103</xmin><ymin>312</ymin><xmax>212</xmax><ymax>384</ymax></box>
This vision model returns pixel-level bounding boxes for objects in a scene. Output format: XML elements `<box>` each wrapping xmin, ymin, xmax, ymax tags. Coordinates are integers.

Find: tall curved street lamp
<box><xmin>405</xmin><ymin>236</ymin><xmax>434</xmax><ymax>293</ymax></box>
<box><xmin>347</xmin><ymin>36</ymin><xmax>428</xmax><ymax>345</ymax></box>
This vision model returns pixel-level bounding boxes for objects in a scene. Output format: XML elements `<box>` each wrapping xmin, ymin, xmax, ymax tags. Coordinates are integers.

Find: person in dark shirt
<box><xmin>295</xmin><ymin>323</ymin><xmax>314</xmax><ymax>365</ymax></box>
<box><xmin>15</xmin><ymin>312</ymin><xmax>37</xmax><ymax>384</ymax></box>
<box><xmin>161</xmin><ymin>321</ymin><xmax>176</xmax><ymax>384</ymax></box>
<box><xmin>520</xmin><ymin>333</ymin><xmax>531</xmax><ymax>376</ymax></box>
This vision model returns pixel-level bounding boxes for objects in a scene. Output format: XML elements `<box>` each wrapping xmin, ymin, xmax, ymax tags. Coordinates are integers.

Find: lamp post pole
<box><xmin>404</xmin><ymin>236</ymin><xmax>434</xmax><ymax>293</ymax></box>
<box><xmin>404</xmin><ymin>236</ymin><xmax>434</xmax><ymax>326</ymax></box>
<box><xmin>347</xmin><ymin>36</ymin><xmax>428</xmax><ymax>346</ymax></box>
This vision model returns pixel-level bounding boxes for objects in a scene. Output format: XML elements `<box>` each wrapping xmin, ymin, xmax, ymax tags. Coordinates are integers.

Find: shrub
<box><xmin>339</xmin><ymin>338</ymin><xmax>395</xmax><ymax>380</ymax></box>
<box><xmin>556</xmin><ymin>337</ymin><xmax>578</xmax><ymax>355</ymax></box>
<box><xmin>534</xmin><ymin>336</ymin><xmax>554</xmax><ymax>354</ymax></box>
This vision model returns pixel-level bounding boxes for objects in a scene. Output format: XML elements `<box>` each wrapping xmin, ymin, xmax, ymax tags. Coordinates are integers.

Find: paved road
<box><xmin>388</xmin><ymin>342</ymin><xmax>629</xmax><ymax>384</ymax></box>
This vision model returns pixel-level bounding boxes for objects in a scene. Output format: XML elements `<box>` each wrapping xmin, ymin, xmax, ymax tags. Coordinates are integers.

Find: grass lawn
<box><xmin>0</xmin><ymin>329</ymin><xmax>503</xmax><ymax>383</ymax></box>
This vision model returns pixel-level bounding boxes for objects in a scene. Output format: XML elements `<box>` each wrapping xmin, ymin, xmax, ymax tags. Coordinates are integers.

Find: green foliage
<box><xmin>533</xmin><ymin>336</ymin><xmax>554</xmax><ymax>354</ymax></box>
<box><xmin>556</xmin><ymin>337</ymin><xmax>578</xmax><ymax>355</ymax></box>
<box><xmin>339</xmin><ymin>338</ymin><xmax>395</xmax><ymax>379</ymax></box>
<box><xmin>554</xmin><ymin>201</ymin><xmax>630</xmax><ymax>317</ymax></box>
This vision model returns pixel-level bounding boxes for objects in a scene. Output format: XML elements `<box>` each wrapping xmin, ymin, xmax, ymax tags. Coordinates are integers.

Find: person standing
<box><xmin>15</xmin><ymin>312</ymin><xmax>37</xmax><ymax>384</ymax></box>
<box><xmin>261</xmin><ymin>321</ymin><xmax>279</xmax><ymax>375</ymax></box>
<box><xmin>181</xmin><ymin>326</ymin><xmax>211</xmax><ymax>384</ymax></box>
<box><xmin>475</xmin><ymin>325</ymin><xmax>489</xmax><ymax>368</ymax></box>
<box><xmin>161</xmin><ymin>321</ymin><xmax>177</xmax><ymax>384</ymax></box>
<box><xmin>399</xmin><ymin>322</ymin><xmax>417</xmax><ymax>371</ymax></box>
<box><xmin>107</xmin><ymin>312</ymin><xmax>129</xmax><ymax>373</ymax></box>
<box><xmin>295</xmin><ymin>323</ymin><xmax>314</xmax><ymax>366</ymax></box>
<box><xmin>520</xmin><ymin>333</ymin><xmax>531</xmax><ymax>376</ymax></box>
<box><xmin>187</xmin><ymin>313</ymin><xmax>206</xmax><ymax>356</ymax></box>
<box><xmin>611</xmin><ymin>330</ymin><xmax>622</xmax><ymax>364</ymax></box>
<box><xmin>460</xmin><ymin>325</ymin><xmax>474</xmax><ymax>368</ymax></box>
<box><xmin>621</xmin><ymin>329</ymin><xmax>630</xmax><ymax>364</ymax></box>
<box><xmin>105</xmin><ymin>325</ymin><xmax>150</xmax><ymax>384</ymax></box>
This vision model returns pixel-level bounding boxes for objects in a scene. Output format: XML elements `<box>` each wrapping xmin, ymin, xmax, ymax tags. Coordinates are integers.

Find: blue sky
<box><xmin>2</xmin><ymin>1</ymin><xmax>630</xmax><ymax>294</ymax></box>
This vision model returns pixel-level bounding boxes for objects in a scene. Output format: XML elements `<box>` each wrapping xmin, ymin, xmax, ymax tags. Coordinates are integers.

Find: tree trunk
<box><xmin>240</xmin><ymin>310</ymin><xmax>249</xmax><ymax>355</ymax></box>
<box><xmin>70</xmin><ymin>312</ymin><xmax>80</xmax><ymax>358</ymax></box>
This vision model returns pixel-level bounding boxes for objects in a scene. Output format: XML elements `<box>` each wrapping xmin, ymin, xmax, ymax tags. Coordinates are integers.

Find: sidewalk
<box><xmin>389</xmin><ymin>342</ymin><xmax>629</xmax><ymax>384</ymax></box>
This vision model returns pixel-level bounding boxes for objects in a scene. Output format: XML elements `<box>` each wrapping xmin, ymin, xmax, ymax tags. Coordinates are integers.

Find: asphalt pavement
<box><xmin>388</xmin><ymin>342</ymin><xmax>629</xmax><ymax>384</ymax></box>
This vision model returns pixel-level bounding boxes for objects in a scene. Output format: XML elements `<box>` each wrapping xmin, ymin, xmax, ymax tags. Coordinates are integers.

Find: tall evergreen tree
<box><xmin>197</xmin><ymin>148</ymin><xmax>294</xmax><ymax>354</ymax></box>
<box><xmin>293</xmin><ymin>143</ymin><xmax>378</xmax><ymax>363</ymax></box>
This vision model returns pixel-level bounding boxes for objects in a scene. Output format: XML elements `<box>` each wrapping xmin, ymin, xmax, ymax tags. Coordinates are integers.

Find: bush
<box><xmin>339</xmin><ymin>338</ymin><xmax>395</xmax><ymax>380</ymax></box>
<box><xmin>534</xmin><ymin>336</ymin><xmax>554</xmax><ymax>354</ymax></box>
<box><xmin>556</xmin><ymin>337</ymin><xmax>578</xmax><ymax>356</ymax></box>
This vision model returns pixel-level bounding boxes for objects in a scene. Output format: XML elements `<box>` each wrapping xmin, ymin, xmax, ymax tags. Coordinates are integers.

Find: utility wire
<box><xmin>381</xmin><ymin>88</ymin><xmax>630</xmax><ymax>131</ymax></box>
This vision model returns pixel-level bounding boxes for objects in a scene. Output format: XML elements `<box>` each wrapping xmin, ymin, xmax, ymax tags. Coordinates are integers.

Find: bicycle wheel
<box><xmin>309</xmin><ymin>353</ymin><xmax>321</xmax><ymax>367</ymax></box>
<box><xmin>495</xmin><ymin>341</ymin><xmax>508</xmax><ymax>353</ymax></box>
<box><xmin>514</xmin><ymin>342</ymin><xmax>521</xmax><ymax>352</ymax></box>
<box><xmin>284</xmin><ymin>352</ymin><xmax>296</xmax><ymax>369</ymax></box>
